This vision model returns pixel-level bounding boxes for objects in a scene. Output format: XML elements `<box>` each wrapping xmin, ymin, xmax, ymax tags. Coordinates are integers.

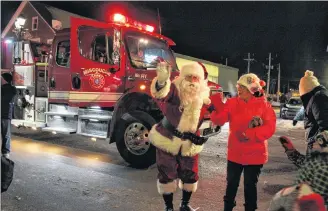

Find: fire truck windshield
<box><xmin>125</xmin><ymin>32</ymin><xmax>177</xmax><ymax>70</ymax></box>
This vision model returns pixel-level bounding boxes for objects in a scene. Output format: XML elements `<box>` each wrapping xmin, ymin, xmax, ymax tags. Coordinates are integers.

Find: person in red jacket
<box><xmin>210</xmin><ymin>73</ymin><xmax>277</xmax><ymax>211</ymax></box>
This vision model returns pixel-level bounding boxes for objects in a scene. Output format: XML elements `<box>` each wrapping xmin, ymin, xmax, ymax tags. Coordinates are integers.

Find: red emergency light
<box><xmin>111</xmin><ymin>13</ymin><xmax>155</xmax><ymax>33</ymax></box>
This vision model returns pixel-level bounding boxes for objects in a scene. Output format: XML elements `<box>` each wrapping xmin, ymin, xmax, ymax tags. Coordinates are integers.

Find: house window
<box><xmin>32</xmin><ymin>16</ymin><xmax>38</xmax><ymax>31</ymax></box>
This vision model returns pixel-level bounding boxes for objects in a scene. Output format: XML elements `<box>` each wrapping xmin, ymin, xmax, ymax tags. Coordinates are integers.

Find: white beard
<box><xmin>175</xmin><ymin>79</ymin><xmax>206</xmax><ymax>133</ymax></box>
<box><xmin>179</xmin><ymin>80</ymin><xmax>201</xmax><ymax>108</ymax></box>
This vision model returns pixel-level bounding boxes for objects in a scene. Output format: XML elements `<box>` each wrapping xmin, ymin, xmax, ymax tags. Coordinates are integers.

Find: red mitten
<box><xmin>279</xmin><ymin>136</ymin><xmax>296</xmax><ymax>152</ymax></box>
<box><xmin>209</xmin><ymin>92</ymin><xmax>224</xmax><ymax>111</ymax></box>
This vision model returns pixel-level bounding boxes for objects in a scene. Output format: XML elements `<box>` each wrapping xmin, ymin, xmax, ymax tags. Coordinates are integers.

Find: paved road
<box><xmin>1</xmin><ymin>119</ymin><xmax>306</xmax><ymax>211</ymax></box>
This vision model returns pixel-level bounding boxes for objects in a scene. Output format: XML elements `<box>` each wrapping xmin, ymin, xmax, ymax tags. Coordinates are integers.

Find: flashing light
<box><xmin>140</xmin><ymin>84</ymin><xmax>146</xmax><ymax>90</ymax></box>
<box><xmin>145</xmin><ymin>25</ymin><xmax>154</xmax><ymax>33</ymax></box>
<box><xmin>91</xmin><ymin>137</ymin><xmax>97</xmax><ymax>142</ymax></box>
<box><xmin>32</xmin><ymin>127</ymin><xmax>37</xmax><ymax>131</ymax></box>
<box><xmin>4</xmin><ymin>39</ymin><xmax>12</xmax><ymax>44</ymax></box>
<box><xmin>113</xmin><ymin>13</ymin><xmax>127</xmax><ymax>23</ymax></box>
<box><xmin>52</xmin><ymin>131</ymin><xmax>57</xmax><ymax>135</ymax></box>
<box><xmin>111</xmin><ymin>13</ymin><xmax>155</xmax><ymax>33</ymax></box>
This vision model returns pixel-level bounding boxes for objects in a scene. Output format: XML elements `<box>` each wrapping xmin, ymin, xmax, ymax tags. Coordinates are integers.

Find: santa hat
<box><xmin>299</xmin><ymin>70</ymin><xmax>320</xmax><ymax>96</ymax></box>
<box><xmin>237</xmin><ymin>73</ymin><xmax>266</xmax><ymax>94</ymax></box>
<box><xmin>298</xmin><ymin>193</ymin><xmax>326</xmax><ymax>211</ymax></box>
<box><xmin>297</xmin><ymin>183</ymin><xmax>326</xmax><ymax>211</ymax></box>
<box><xmin>180</xmin><ymin>62</ymin><xmax>208</xmax><ymax>81</ymax></box>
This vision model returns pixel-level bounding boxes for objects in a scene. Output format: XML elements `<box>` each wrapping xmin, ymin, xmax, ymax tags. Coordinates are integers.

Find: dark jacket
<box><xmin>1</xmin><ymin>84</ymin><xmax>17</xmax><ymax>119</ymax></box>
<box><xmin>301</xmin><ymin>85</ymin><xmax>328</xmax><ymax>141</ymax></box>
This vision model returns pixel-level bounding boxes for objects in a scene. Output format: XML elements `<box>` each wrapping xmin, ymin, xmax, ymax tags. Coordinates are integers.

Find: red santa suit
<box><xmin>149</xmin><ymin>62</ymin><xmax>211</xmax><ymax>196</ymax></box>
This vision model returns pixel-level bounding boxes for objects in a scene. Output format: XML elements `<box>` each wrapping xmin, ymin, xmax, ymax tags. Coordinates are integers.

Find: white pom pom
<box><xmin>305</xmin><ymin>70</ymin><xmax>314</xmax><ymax>77</ymax></box>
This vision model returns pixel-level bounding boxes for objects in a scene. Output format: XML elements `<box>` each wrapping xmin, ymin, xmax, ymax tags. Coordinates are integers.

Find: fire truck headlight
<box><xmin>140</xmin><ymin>85</ymin><xmax>146</xmax><ymax>90</ymax></box>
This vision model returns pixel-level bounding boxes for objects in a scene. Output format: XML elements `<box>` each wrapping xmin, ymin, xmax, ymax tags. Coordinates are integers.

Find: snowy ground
<box><xmin>1</xmin><ymin>118</ymin><xmax>307</xmax><ymax>211</ymax></box>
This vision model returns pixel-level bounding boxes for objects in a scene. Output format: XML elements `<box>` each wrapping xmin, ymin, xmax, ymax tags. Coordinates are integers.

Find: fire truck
<box><xmin>9</xmin><ymin>14</ymin><xmax>221</xmax><ymax>168</ymax></box>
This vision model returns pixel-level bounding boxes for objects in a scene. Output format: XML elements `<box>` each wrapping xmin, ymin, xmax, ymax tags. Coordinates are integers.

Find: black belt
<box><xmin>161</xmin><ymin>117</ymin><xmax>208</xmax><ymax>145</ymax></box>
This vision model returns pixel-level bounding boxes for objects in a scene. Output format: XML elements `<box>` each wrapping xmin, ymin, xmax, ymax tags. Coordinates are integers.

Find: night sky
<box><xmin>2</xmin><ymin>1</ymin><xmax>328</xmax><ymax>89</ymax></box>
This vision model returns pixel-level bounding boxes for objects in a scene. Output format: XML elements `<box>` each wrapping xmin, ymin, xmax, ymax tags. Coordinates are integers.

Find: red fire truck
<box><xmin>10</xmin><ymin>14</ymin><xmax>221</xmax><ymax>168</ymax></box>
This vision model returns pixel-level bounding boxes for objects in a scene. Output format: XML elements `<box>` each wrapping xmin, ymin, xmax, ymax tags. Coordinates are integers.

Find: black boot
<box><xmin>163</xmin><ymin>193</ymin><xmax>174</xmax><ymax>211</ymax></box>
<box><xmin>180</xmin><ymin>190</ymin><xmax>195</xmax><ymax>211</ymax></box>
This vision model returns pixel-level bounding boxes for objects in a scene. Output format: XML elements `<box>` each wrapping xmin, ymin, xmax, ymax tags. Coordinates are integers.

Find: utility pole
<box><xmin>157</xmin><ymin>8</ymin><xmax>162</xmax><ymax>35</ymax></box>
<box><xmin>277</xmin><ymin>63</ymin><xmax>281</xmax><ymax>102</ymax></box>
<box><xmin>266</xmin><ymin>53</ymin><xmax>273</xmax><ymax>95</ymax></box>
<box><xmin>244</xmin><ymin>53</ymin><xmax>255</xmax><ymax>73</ymax></box>
<box><xmin>225</xmin><ymin>58</ymin><xmax>228</xmax><ymax>66</ymax></box>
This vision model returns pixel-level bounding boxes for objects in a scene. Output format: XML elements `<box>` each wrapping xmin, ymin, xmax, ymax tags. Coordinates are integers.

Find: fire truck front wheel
<box><xmin>115</xmin><ymin>111</ymin><xmax>157</xmax><ymax>169</ymax></box>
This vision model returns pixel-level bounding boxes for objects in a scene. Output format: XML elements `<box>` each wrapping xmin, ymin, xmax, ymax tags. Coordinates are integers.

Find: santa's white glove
<box><xmin>156</xmin><ymin>62</ymin><xmax>171</xmax><ymax>86</ymax></box>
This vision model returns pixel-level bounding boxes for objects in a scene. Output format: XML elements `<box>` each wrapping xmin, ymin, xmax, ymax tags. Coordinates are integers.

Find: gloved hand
<box><xmin>188</xmin><ymin>133</ymin><xmax>208</xmax><ymax>145</ymax></box>
<box><xmin>249</xmin><ymin>116</ymin><xmax>263</xmax><ymax>128</ymax></box>
<box><xmin>156</xmin><ymin>61</ymin><xmax>171</xmax><ymax>85</ymax></box>
<box><xmin>278</xmin><ymin>136</ymin><xmax>296</xmax><ymax>152</ymax></box>
<box><xmin>236</xmin><ymin>131</ymin><xmax>249</xmax><ymax>142</ymax></box>
<box><xmin>209</xmin><ymin>92</ymin><xmax>224</xmax><ymax>112</ymax></box>
<box><xmin>292</xmin><ymin>120</ymin><xmax>298</xmax><ymax>126</ymax></box>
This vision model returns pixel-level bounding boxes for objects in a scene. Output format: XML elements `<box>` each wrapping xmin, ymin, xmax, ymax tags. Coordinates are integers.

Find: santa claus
<box><xmin>149</xmin><ymin>61</ymin><xmax>212</xmax><ymax>211</ymax></box>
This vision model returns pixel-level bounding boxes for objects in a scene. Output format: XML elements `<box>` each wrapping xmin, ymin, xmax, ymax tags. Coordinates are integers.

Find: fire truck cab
<box><xmin>10</xmin><ymin>14</ymin><xmax>221</xmax><ymax>168</ymax></box>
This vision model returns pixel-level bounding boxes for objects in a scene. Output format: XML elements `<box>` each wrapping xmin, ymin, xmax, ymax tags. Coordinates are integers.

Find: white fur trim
<box><xmin>178</xmin><ymin>180</ymin><xmax>198</xmax><ymax>193</ymax></box>
<box><xmin>149</xmin><ymin>125</ymin><xmax>182</xmax><ymax>156</ymax></box>
<box><xmin>150</xmin><ymin>77</ymin><xmax>171</xmax><ymax>99</ymax></box>
<box><xmin>157</xmin><ymin>180</ymin><xmax>177</xmax><ymax>194</ymax></box>
<box><xmin>149</xmin><ymin>125</ymin><xmax>204</xmax><ymax>157</ymax></box>
<box><xmin>180</xmin><ymin>62</ymin><xmax>205</xmax><ymax>80</ymax></box>
<box><xmin>181</xmin><ymin>140</ymin><xmax>204</xmax><ymax>157</ymax></box>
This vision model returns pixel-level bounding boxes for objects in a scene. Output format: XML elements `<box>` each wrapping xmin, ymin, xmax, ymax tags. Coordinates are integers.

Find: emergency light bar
<box><xmin>111</xmin><ymin>13</ymin><xmax>155</xmax><ymax>33</ymax></box>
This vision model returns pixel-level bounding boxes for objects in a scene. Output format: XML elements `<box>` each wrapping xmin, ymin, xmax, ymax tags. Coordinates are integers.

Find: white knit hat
<box><xmin>237</xmin><ymin>73</ymin><xmax>266</xmax><ymax>94</ymax></box>
<box><xmin>299</xmin><ymin>70</ymin><xmax>320</xmax><ymax>96</ymax></box>
<box><xmin>180</xmin><ymin>62</ymin><xmax>207</xmax><ymax>81</ymax></box>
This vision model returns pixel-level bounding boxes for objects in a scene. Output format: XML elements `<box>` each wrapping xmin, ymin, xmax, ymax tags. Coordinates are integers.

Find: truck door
<box><xmin>70</xmin><ymin>17</ymin><xmax>124</xmax><ymax>108</ymax></box>
<box><xmin>48</xmin><ymin>36</ymin><xmax>71</xmax><ymax>104</ymax></box>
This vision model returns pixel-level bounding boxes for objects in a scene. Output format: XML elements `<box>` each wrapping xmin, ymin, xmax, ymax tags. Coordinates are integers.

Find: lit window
<box><xmin>32</xmin><ymin>16</ymin><xmax>38</xmax><ymax>31</ymax></box>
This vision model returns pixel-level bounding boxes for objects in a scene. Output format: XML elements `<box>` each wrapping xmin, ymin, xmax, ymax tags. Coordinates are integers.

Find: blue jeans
<box><xmin>1</xmin><ymin>119</ymin><xmax>11</xmax><ymax>154</ymax></box>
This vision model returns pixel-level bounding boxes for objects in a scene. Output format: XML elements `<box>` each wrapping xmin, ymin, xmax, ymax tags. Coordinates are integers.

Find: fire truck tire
<box><xmin>115</xmin><ymin>111</ymin><xmax>157</xmax><ymax>169</ymax></box>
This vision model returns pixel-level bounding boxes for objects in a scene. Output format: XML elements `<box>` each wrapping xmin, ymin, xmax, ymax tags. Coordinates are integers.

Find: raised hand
<box><xmin>156</xmin><ymin>61</ymin><xmax>171</xmax><ymax>85</ymax></box>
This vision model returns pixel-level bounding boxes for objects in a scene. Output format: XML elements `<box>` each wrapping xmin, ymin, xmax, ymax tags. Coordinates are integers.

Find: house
<box><xmin>1</xmin><ymin>1</ymin><xmax>88</xmax><ymax>71</ymax></box>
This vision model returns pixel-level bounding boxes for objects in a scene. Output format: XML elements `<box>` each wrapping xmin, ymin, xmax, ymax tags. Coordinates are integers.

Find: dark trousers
<box><xmin>224</xmin><ymin>161</ymin><xmax>263</xmax><ymax>211</ymax></box>
<box><xmin>1</xmin><ymin>119</ymin><xmax>11</xmax><ymax>154</ymax></box>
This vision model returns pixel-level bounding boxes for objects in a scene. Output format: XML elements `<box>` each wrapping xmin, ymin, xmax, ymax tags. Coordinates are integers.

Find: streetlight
<box><xmin>14</xmin><ymin>15</ymin><xmax>26</xmax><ymax>41</ymax></box>
<box><xmin>13</xmin><ymin>15</ymin><xmax>26</xmax><ymax>64</ymax></box>
<box><xmin>15</xmin><ymin>16</ymin><xmax>26</xmax><ymax>29</ymax></box>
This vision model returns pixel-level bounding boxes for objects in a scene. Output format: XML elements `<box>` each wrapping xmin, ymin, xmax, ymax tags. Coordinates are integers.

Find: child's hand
<box><xmin>279</xmin><ymin>136</ymin><xmax>295</xmax><ymax>152</ymax></box>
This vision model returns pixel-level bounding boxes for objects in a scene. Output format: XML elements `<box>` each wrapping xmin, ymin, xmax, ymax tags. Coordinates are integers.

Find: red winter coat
<box><xmin>210</xmin><ymin>95</ymin><xmax>276</xmax><ymax>165</ymax></box>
